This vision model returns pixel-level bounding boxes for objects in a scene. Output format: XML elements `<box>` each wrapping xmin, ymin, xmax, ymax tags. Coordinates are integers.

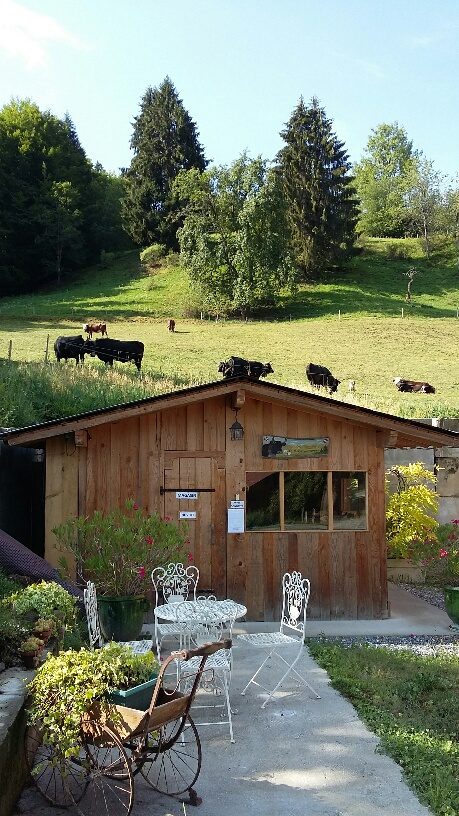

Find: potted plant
<box><xmin>385</xmin><ymin>463</ymin><xmax>439</xmax><ymax>582</ymax></box>
<box><xmin>427</xmin><ymin>520</ymin><xmax>459</xmax><ymax>625</ymax></box>
<box><xmin>27</xmin><ymin>642</ymin><xmax>159</xmax><ymax>759</ymax></box>
<box><xmin>19</xmin><ymin>636</ymin><xmax>45</xmax><ymax>669</ymax></box>
<box><xmin>33</xmin><ymin>618</ymin><xmax>56</xmax><ymax>644</ymax></box>
<box><xmin>11</xmin><ymin>581</ymin><xmax>78</xmax><ymax>645</ymax></box>
<box><xmin>53</xmin><ymin>499</ymin><xmax>189</xmax><ymax>641</ymax></box>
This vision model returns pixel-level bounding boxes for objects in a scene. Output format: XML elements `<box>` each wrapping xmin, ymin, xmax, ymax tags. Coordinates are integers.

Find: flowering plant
<box><xmin>53</xmin><ymin>499</ymin><xmax>190</xmax><ymax>597</ymax></box>
<box><xmin>425</xmin><ymin>520</ymin><xmax>459</xmax><ymax>586</ymax></box>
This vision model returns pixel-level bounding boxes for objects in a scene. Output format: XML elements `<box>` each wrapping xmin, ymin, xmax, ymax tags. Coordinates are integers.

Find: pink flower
<box><xmin>187</xmin><ymin>552</ymin><xmax>193</xmax><ymax>563</ymax></box>
<box><xmin>145</xmin><ymin>535</ymin><xmax>154</xmax><ymax>546</ymax></box>
<box><xmin>452</xmin><ymin>519</ymin><xmax>459</xmax><ymax>525</ymax></box>
<box><xmin>439</xmin><ymin>549</ymin><xmax>449</xmax><ymax>558</ymax></box>
<box><xmin>137</xmin><ymin>566</ymin><xmax>146</xmax><ymax>578</ymax></box>
<box><xmin>164</xmin><ymin>515</ymin><xmax>171</xmax><ymax>522</ymax></box>
<box><xmin>133</xmin><ymin>503</ymin><xmax>139</xmax><ymax>511</ymax></box>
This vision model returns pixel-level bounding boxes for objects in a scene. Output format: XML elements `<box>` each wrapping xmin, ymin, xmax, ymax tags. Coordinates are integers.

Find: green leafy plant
<box><xmin>0</xmin><ymin>601</ymin><xmax>30</xmax><ymax>665</ymax></box>
<box><xmin>19</xmin><ymin>636</ymin><xmax>44</xmax><ymax>654</ymax></box>
<box><xmin>385</xmin><ymin>463</ymin><xmax>439</xmax><ymax>561</ymax></box>
<box><xmin>54</xmin><ymin>498</ymin><xmax>189</xmax><ymax>597</ymax></box>
<box><xmin>33</xmin><ymin>618</ymin><xmax>56</xmax><ymax>639</ymax></box>
<box><xmin>27</xmin><ymin>643</ymin><xmax>159</xmax><ymax>758</ymax></box>
<box><xmin>10</xmin><ymin>581</ymin><xmax>77</xmax><ymax>633</ymax></box>
<box><xmin>425</xmin><ymin>520</ymin><xmax>459</xmax><ymax>586</ymax></box>
<box><xmin>0</xmin><ymin>568</ymin><xmax>21</xmax><ymax>599</ymax></box>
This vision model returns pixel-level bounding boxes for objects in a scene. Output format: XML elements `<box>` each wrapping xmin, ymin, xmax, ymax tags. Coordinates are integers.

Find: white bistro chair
<box><xmin>83</xmin><ymin>580</ymin><xmax>153</xmax><ymax>655</ymax></box>
<box><xmin>174</xmin><ymin>601</ymin><xmax>236</xmax><ymax>743</ymax></box>
<box><xmin>151</xmin><ymin>563</ymin><xmax>200</xmax><ymax>659</ymax></box>
<box><xmin>238</xmin><ymin>571</ymin><xmax>321</xmax><ymax>708</ymax></box>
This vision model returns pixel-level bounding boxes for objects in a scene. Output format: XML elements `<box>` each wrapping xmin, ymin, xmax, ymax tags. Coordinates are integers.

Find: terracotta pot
<box><xmin>20</xmin><ymin>651</ymin><xmax>39</xmax><ymax>669</ymax></box>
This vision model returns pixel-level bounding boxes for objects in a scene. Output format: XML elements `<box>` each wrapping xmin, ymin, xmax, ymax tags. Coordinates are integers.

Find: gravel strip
<box><xmin>306</xmin><ymin>633</ymin><xmax>459</xmax><ymax>657</ymax></box>
<box><xmin>394</xmin><ymin>581</ymin><xmax>446</xmax><ymax>610</ymax></box>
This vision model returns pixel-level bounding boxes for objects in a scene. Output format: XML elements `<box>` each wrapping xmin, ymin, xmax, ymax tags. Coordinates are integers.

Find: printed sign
<box><xmin>176</xmin><ymin>491</ymin><xmax>198</xmax><ymax>500</ymax></box>
<box><xmin>228</xmin><ymin>508</ymin><xmax>244</xmax><ymax>533</ymax></box>
<box><xmin>230</xmin><ymin>500</ymin><xmax>245</xmax><ymax>508</ymax></box>
<box><xmin>180</xmin><ymin>511</ymin><xmax>197</xmax><ymax>519</ymax></box>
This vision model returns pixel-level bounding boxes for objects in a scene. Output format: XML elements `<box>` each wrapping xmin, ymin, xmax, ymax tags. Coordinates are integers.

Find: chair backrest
<box><xmin>279</xmin><ymin>571</ymin><xmax>310</xmax><ymax>639</ymax></box>
<box><xmin>151</xmin><ymin>563</ymin><xmax>199</xmax><ymax>606</ymax></box>
<box><xmin>83</xmin><ymin>580</ymin><xmax>104</xmax><ymax>649</ymax></box>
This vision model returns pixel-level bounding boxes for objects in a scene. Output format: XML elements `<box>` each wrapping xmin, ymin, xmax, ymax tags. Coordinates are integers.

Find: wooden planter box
<box><xmin>387</xmin><ymin>558</ymin><xmax>425</xmax><ymax>584</ymax></box>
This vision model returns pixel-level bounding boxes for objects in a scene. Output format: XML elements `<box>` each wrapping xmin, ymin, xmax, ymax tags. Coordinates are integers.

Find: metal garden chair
<box><xmin>83</xmin><ymin>581</ymin><xmax>153</xmax><ymax>655</ymax></box>
<box><xmin>238</xmin><ymin>571</ymin><xmax>321</xmax><ymax>707</ymax></box>
<box><xmin>151</xmin><ymin>563</ymin><xmax>200</xmax><ymax>658</ymax></box>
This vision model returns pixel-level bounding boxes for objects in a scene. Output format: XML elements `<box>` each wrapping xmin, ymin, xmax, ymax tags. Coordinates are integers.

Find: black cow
<box><xmin>218</xmin><ymin>356</ymin><xmax>274</xmax><ymax>380</ymax></box>
<box><xmin>306</xmin><ymin>363</ymin><xmax>340</xmax><ymax>394</ymax></box>
<box><xmin>393</xmin><ymin>378</ymin><xmax>435</xmax><ymax>394</ymax></box>
<box><xmin>84</xmin><ymin>338</ymin><xmax>144</xmax><ymax>371</ymax></box>
<box><xmin>54</xmin><ymin>335</ymin><xmax>85</xmax><ymax>364</ymax></box>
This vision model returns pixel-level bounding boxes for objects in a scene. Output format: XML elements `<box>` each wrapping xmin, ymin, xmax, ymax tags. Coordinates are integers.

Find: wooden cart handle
<box><xmin>183</xmin><ymin>639</ymin><xmax>232</xmax><ymax>660</ymax></box>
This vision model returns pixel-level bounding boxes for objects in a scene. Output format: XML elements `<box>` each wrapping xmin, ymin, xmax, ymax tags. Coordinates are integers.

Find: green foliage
<box><xmin>122</xmin><ymin>77</ymin><xmax>207</xmax><ymax>249</ymax></box>
<box><xmin>308</xmin><ymin>641</ymin><xmax>459</xmax><ymax>816</ymax></box>
<box><xmin>11</xmin><ymin>581</ymin><xmax>77</xmax><ymax>631</ymax></box>
<box><xmin>277</xmin><ymin>96</ymin><xmax>359</xmax><ymax>279</ymax></box>
<box><xmin>27</xmin><ymin>643</ymin><xmax>159</xmax><ymax>758</ymax></box>
<box><xmin>140</xmin><ymin>243</ymin><xmax>167</xmax><ymax>270</ymax></box>
<box><xmin>385</xmin><ymin>464</ymin><xmax>439</xmax><ymax>560</ymax></box>
<box><xmin>175</xmin><ymin>154</ymin><xmax>296</xmax><ymax>314</ymax></box>
<box><xmin>53</xmin><ymin>499</ymin><xmax>189</xmax><ymax>597</ymax></box>
<box><xmin>0</xmin><ymin>568</ymin><xmax>21</xmax><ymax>598</ymax></box>
<box><xmin>19</xmin><ymin>635</ymin><xmax>44</xmax><ymax>654</ymax></box>
<box><xmin>354</xmin><ymin>123</ymin><xmax>417</xmax><ymax>237</ymax></box>
<box><xmin>426</xmin><ymin>521</ymin><xmax>459</xmax><ymax>586</ymax></box>
<box><xmin>0</xmin><ymin>600</ymin><xmax>30</xmax><ymax>665</ymax></box>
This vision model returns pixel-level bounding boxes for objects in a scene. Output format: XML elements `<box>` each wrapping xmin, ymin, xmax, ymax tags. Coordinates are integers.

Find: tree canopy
<box><xmin>277</xmin><ymin>97</ymin><xmax>358</xmax><ymax>279</ymax></box>
<box><xmin>122</xmin><ymin>77</ymin><xmax>207</xmax><ymax>250</ymax></box>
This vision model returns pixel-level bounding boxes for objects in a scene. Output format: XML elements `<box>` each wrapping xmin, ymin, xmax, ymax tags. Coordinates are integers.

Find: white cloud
<box><xmin>0</xmin><ymin>0</ymin><xmax>86</xmax><ymax>68</ymax></box>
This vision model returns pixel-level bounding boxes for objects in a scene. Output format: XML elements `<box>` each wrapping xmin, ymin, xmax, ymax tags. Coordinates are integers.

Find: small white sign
<box><xmin>180</xmin><ymin>511</ymin><xmax>196</xmax><ymax>519</ymax></box>
<box><xmin>228</xmin><ymin>507</ymin><xmax>244</xmax><ymax>533</ymax></box>
<box><xmin>176</xmin><ymin>491</ymin><xmax>198</xmax><ymax>500</ymax></box>
<box><xmin>230</xmin><ymin>500</ymin><xmax>245</xmax><ymax>508</ymax></box>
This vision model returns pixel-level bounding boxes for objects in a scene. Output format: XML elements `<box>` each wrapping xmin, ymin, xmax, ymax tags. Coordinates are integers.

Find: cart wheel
<box><xmin>75</xmin><ymin>724</ymin><xmax>134</xmax><ymax>816</ymax></box>
<box><xmin>24</xmin><ymin>723</ymin><xmax>88</xmax><ymax>807</ymax></box>
<box><xmin>140</xmin><ymin>714</ymin><xmax>202</xmax><ymax>796</ymax></box>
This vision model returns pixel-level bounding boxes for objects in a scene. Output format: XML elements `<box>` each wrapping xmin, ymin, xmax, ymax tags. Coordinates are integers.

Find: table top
<box><xmin>154</xmin><ymin>598</ymin><xmax>247</xmax><ymax>623</ymax></box>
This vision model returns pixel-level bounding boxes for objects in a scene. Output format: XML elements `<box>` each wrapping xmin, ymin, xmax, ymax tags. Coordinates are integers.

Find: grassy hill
<box><xmin>0</xmin><ymin>237</ymin><xmax>458</xmax><ymax>426</ymax></box>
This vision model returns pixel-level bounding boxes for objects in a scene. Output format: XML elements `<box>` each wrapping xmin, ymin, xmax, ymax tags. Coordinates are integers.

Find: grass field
<box><xmin>0</xmin><ymin>238</ymin><xmax>458</xmax><ymax>423</ymax></box>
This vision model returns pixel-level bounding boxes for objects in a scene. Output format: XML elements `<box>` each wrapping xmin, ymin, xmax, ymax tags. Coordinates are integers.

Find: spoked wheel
<box><xmin>74</xmin><ymin>724</ymin><xmax>134</xmax><ymax>816</ymax></box>
<box><xmin>140</xmin><ymin>715</ymin><xmax>202</xmax><ymax>797</ymax></box>
<box><xmin>24</xmin><ymin>723</ymin><xmax>88</xmax><ymax>807</ymax></box>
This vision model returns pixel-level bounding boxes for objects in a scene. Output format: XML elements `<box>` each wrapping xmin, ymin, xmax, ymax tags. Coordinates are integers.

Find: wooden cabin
<box><xmin>1</xmin><ymin>377</ymin><xmax>456</xmax><ymax>621</ymax></box>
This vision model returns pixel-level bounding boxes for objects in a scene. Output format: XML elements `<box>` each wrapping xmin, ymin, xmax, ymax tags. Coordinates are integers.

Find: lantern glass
<box><xmin>229</xmin><ymin>415</ymin><xmax>244</xmax><ymax>440</ymax></box>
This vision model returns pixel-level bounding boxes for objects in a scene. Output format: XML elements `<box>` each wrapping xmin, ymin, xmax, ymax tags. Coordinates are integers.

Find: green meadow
<box><xmin>0</xmin><ymin>238</ymin><xmax>458</xmax><ymax>425</ymax></box>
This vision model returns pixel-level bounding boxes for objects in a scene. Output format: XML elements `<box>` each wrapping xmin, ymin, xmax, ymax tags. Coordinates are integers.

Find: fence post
<box><xmin>338</xmin><ymin>309</ymin><xmax>341</xmax><ymax>320</ymax></box>
<box><xmin>201</xmin><ymin>312</ymin><xmax>203</xmax><ymax>321</ymax></box>
<box><xmin>401</xmin><ymin>308</ymin><xmax>404</xmax><ymax>318</ymax></box>
<box><xmin>7</xmin><ymin>340</ymin><xmax>12</xmax><ymax>360</ymax></box>
<box><xmin>44</xmin><ymin>334</ymin><xmax>50</xmax><ymax>363</ymax></box>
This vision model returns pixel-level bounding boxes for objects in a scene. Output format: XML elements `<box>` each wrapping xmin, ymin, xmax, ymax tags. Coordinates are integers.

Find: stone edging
<box><xmin>0</xmin><ymin>667</ymin><xmax>33</xmax><ymax>816</ymax></box>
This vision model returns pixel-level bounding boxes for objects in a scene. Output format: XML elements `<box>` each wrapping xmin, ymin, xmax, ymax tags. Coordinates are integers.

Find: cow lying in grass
<box><xmin>393</xmin><ymin>377</ymin><xmax>435</xmax><ymax>394</ymax></box>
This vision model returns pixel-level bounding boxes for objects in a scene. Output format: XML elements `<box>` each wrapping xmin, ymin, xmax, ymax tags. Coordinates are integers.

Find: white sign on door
<box><xmin>176</xmin><ymin>491</ymin><xmax>198</xmax><ymax>500</ymax></box>
<box><xmin>227</xmin><ymin>508</ymin><xmax>244</xmax><ymax>533</ymax></box>
<box><xmin>180</xmin><ymin>511</ymin><xmax>197</xmax><ymax>519</ymax></box>
<box><xmin>230</xmin><ymin>500</ymin><xmax>245</xmax><ymax>508</ymax></box>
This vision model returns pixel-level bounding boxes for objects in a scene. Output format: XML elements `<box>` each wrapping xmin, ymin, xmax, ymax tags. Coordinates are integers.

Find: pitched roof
<box><xmin>0</xmin><ymin>376</ymin><xmax>457</xmax><ymax>448</ymax></box>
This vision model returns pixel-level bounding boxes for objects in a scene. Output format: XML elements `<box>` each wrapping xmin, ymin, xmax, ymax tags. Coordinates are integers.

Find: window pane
<box><xmin>246</xmin><ymin>473</ymin><xmax>280</xmax><ymax>531</ymax></box>
<box><xmin>332</xmin><ymin>472</ymin><xmax>367</xmax><ymax>530</ymax></box>
<box><xmin>284</xmin><ymin>472</ymin><xmax>328</xmax><ymax>530</ymax></box>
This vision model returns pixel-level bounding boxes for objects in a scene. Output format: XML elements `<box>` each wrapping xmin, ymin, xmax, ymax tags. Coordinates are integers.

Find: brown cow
<box><xmin>83</xmin><ymin>322</ymin><xmax>107</xmax><ymax>339</ymax></box>
<box><xmin>167</xmin><ymin>319</ymin><xmax>176</xmax><ymax>332</ymax></box>
<box><xmin>393</xmin><ymin>377</ymin><xmax>435</xmax><ymax>394</ymax></box>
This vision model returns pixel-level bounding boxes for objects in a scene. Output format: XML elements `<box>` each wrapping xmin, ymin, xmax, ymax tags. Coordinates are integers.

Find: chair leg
<box><xmin>261</xmin><ymin>650</ymin><xmax>321</xmax><ymax>708</ymax></box>
<box><xmin>240</xmin><ymin>649</ymin><xmax>275</xmax><ymax>695</ymax></box>
<box><xmin>221</xmin><ymin>671</ymin><xmax>235</xmax><ymax>743</ymax></box>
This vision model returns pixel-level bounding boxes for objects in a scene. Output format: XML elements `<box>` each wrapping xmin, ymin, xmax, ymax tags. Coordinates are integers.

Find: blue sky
<box><xmin>0</xmin><ymin>0</ymin><xmax>458</xmax><ymax>178</ymax></box>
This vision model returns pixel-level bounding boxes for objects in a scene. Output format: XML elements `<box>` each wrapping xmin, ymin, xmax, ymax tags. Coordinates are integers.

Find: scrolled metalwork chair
<box><xmin>83</xmin><ymin>580</ymin><xmax>153</xmax><ymax>654</ymax></box>
<box><xmin>238</xmin><ymin>571</ymin><xmax>321</xmax><ymax>707</ymax></box>
<box><xmin>151</xmin><ymin>563</ymin><xmax>200</xmax><ymax>658</ymax></box>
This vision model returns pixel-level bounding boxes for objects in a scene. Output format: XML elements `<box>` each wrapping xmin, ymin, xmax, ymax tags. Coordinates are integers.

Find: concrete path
<box><xmin>16</xmin><ymin>587</ymin><xmax>441</xmax><ymax>816</ymax></box>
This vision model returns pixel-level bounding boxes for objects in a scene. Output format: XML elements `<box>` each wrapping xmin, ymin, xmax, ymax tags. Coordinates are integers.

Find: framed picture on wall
<box><xmin>261</xmin><ymin>436</ymin><xmax>329</xmax><ymax>458</ymax></box>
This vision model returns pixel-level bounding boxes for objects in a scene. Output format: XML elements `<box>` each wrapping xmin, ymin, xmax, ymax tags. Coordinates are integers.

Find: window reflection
<box><xmin>284</xmin><ymin>472</ymin><xmax>328</xmax><ymax>530</ymax></box>
<box><xmin>332</xmin><ymin>472</ymin><xmax>367</xmax><ymax>530</ymax></box>
<box><xmin>246</xmin><ymin>472</ymin><xmax>280</xmax><ymax>531</ymax></box>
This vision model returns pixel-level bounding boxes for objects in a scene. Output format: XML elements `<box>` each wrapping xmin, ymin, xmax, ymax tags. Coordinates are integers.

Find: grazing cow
<box><xmin>83</xmin><ymin>322</ymin><xmax>107</xmax><ymax>339</ymax></box>
<box><xmin>54</xmin><ymin>335</ymin><xmax>85</xmax><ymax>364</ymax></box>
<box><xmin>393</xmin><ymin>377</ymin><xmax>435</xmax><ymax>394</ymax></box>
<box><xmin>306</xmin><ymin>363</ymin><xmax>340</xmax><ymax>394</ymax></box>
<box><xmin>84</xmin><ymin>338</ymin><xmax>144</xmax><ymax>371</ymax></box>
<box><xmin>167</xmin><ymin>319</ymin><xmax>176</xmax><ymax>332</ymax></box>
<box><xmin>218</xmin><ymin>357</ymin><xmax>274</xmax><ymax>380</ymax></box>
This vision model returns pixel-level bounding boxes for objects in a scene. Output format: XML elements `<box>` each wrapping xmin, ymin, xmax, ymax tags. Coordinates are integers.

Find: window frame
<box><xmin>245</xmin><ymin>470</ymin><xmax>368</xmax><ymax>533</ymax></box>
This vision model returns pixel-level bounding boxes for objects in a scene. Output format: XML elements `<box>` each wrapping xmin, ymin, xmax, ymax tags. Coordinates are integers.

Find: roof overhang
<box><xmin>0</xmin><ymin>377</ymin><xmax>457</xmax><ymax>449</ymax></box>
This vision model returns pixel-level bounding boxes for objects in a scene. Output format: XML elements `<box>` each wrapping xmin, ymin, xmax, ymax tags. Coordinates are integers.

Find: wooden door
<box><xmin>162</xmin><ymin>456</ymin><xmax>226</xmax><ymax>595</ymax></box>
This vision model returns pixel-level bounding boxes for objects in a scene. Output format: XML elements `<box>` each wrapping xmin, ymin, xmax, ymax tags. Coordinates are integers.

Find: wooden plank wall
<box><xmin>44</xmin><ymin>392</ymin><xmax>388</xmax><ymax>621</ymax></box>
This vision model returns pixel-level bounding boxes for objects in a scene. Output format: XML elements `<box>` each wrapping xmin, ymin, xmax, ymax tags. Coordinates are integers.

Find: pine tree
<box><xmin>122</xmin><ymin>77</ymin><xmax>207</xmax><ymax>249</ymax></box>
<box><xmin>277</xmin><ymin>97</ymin><xmax>358</xmax><ymax>279</ymax></box>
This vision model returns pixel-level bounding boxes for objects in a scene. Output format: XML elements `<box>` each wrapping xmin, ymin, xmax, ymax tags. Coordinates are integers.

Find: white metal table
<box><xmin>154</xmin><ymin>599</ymin><xmax>247</xmax><ymax>626</ymax></box>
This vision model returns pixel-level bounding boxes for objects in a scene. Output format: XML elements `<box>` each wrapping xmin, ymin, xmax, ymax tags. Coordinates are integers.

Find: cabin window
<box><xmin>246</xmin><ymin>471</ymin><xmax>367</xmax><ymax>532</ymax></box>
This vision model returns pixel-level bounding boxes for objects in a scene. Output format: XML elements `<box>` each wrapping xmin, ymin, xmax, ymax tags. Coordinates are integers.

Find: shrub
<box><xmin>140</xmin><ymin>243</ymin><xmax>166</xmax><ymax>271</ymax></box>
<box><xmin>0</xmin><ymin>568</ymin><xmax>21</xmax><ymax>599</ymax></box>
<box><xmin>0</xmin><ymin>601</ymin><xmax>29</xmax><ymax>665</ymax></box>
<box><xmin>386</xmin><ymin>463</ymin><xmax>439</xmax><ymax>561</ymax></box>
<box><xmin>11</xmin><ymin>581</ymin><xmax>78</xmax><ymax>633</ymax></box>
<box><xmin>425</xmin><ymin>521</ymin><xmax>459</xmax><ymax>587</ymax></box>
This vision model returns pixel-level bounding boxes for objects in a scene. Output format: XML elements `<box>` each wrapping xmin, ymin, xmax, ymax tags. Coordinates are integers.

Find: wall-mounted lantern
<box><xmin>229</xmin><ymin>409</ymin><xmax>244</xmax><ymax>441</ymax></box>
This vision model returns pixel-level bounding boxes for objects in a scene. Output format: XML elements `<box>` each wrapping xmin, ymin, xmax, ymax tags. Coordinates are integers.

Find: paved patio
<box><xmin>16</xmin><ymin>585</ymin><xmax>453</xmax><ymax>816</ymax></box>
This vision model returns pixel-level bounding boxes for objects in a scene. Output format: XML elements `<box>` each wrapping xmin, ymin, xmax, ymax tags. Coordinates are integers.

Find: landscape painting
<box><xmin>262</xmin><ymin>436</ymin><xmax>329</xmax><ymax>458</ymax></box>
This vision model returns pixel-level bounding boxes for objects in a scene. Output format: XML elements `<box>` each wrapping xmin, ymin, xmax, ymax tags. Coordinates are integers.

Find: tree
<box><xmin>354</xmin><ymin>123</ymin><xmax>417</xmax><ymax>237</ymax></box>
<box><xmin>174</xmin><ymin>154</ymin><xmax>296</xmax><ymax>314</ymax></box>
<box><xmin>276</xmin><ymin>96</ymin><xmax>358</xmax><ymax>280</ymax></box>
<box><xmin>406</xmin><ymin>157</ymin><xmax>443</xmax><ymax>258</ymax></box>
<box><xmin>122</xmin><ymin>77</ymin><xmax>207</xmax><ymax>250</ymax></box>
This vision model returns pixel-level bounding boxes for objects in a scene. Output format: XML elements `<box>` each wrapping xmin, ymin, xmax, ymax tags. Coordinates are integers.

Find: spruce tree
<box><xmin>122</xmin><ymin>77</ymin><xmax>207</xmax><ymax>249</ymax></box>
<box><xmin>277</xmin><ymin>97</ymin><xmax>358</xmax><ymax>279</ymax></box>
